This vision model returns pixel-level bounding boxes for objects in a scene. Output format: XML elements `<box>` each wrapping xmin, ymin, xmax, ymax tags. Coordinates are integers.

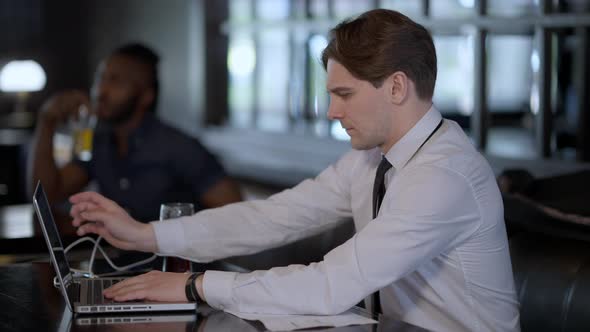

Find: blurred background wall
<box><xmin>1</xmin><ymin>0</ymin><xmax>589</xmax><ymax>204</ymax></box>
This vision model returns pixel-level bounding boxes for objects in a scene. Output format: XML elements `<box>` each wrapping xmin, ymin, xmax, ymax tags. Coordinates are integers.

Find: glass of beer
<box><xmin>160</xmin><ymin>203</ymin><xmax>195</xmax><ymax>272</ymax></box>
<box><xmin>72</xmin><ymin>105</ymin><xmax>97</xmax><ymax>162</ymax></box>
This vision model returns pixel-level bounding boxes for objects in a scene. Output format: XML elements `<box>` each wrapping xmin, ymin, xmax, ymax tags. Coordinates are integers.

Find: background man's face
<box><xmin>90</xmin><ymin>55</ymin><xmax>148</xmax><ymax>125</ymax></box>
<box><xmin>326</xmin><ymin>60</ymin><xmax>393</xmax><ymax>151</ymax></box>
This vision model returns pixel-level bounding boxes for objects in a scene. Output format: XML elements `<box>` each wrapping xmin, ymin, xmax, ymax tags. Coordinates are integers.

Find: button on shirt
<box><xmin>76</xmin><ymin>113</ymin><xmax>226</xmax><ymax>221</ymax></box>
<box><xmin>153</xmin><ymin>107</ymin><xmax>520</xmax><ymax>332</ymax></box>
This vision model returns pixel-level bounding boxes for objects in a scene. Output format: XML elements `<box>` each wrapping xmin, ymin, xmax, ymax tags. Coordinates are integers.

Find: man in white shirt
<box><xmin>70</xmin><ymin>9</ymin><xmax>520</xmax><ymax>332</ymax></box>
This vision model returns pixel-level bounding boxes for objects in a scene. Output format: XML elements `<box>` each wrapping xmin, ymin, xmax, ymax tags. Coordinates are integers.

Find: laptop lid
<box><xmin>33</xmin><ymin>181</ymin><xmax>75</xmax><ymax>312</ymax></box>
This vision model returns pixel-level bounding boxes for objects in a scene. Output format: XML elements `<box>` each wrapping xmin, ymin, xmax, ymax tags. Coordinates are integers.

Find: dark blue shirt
<box><xmin>76</xmin><ymin>114</ymin><xmax>226</xmax><ymax>222</ymax></box>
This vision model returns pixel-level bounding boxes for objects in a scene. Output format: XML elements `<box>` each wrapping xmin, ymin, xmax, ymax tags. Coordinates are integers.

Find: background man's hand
<box><xmin>70</xmin><ymin>191</ymin><xmax>157</xmax><ymax>252</ymax></box>
<box><xmin>39</xmin><ymin>90</ymin><xmax>90</xmax><ymax>128</ymax></box>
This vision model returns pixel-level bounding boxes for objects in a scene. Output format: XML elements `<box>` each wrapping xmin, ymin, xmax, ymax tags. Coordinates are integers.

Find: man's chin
<box><xmin>349</xmin><ymin>139</ymin><xmax>374</xmax><ymax>151</ymax></box>
<box><xmin>350</xmin><ymin>138</ymin><xmax>370</xmax><ymax>150</ymax></box>
<box><xmin>101</xmin><ymin>111</ymin><xmax>135</xmax><ymax>126</ymax></box>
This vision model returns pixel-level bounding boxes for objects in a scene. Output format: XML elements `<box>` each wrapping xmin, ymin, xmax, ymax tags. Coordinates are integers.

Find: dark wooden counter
<box><xmin>0</xmin><ymin>262</ymin><xmax>429</xmax><ymax>332</ymax></box>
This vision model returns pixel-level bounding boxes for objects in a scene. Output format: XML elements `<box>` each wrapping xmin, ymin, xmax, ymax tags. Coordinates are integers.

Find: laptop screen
<box><xmin>33</xmin><ymin>182</ymin><xmax>72</xmax><ymax>280</ymax></box>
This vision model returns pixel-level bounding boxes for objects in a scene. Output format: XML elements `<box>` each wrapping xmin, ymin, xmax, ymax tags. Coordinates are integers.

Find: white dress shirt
<box><xmin>153</xmin><ymin>107</ymin><xmax>521</xmax><ymax>332</ymax></box>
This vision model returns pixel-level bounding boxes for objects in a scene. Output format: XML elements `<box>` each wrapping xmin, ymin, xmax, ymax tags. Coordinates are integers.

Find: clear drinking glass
<box><xmin>160</xmin><ymin>202</ymin><xmax>194</xmax><ymax>272</ymax></box>
<box><xmin>72</xmin><ymin>105</ymin><xmax>97</xmax><ymax>162</ymax></box>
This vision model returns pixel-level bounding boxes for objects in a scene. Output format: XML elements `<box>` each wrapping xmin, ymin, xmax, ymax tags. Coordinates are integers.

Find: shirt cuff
<box><xmin>203</xmin><ymin>270</ymin><xmax>238</xmax><ymax>311</ymax></box>
<box><xmin>151</xmin><ymin>219</ymin><xmax>186</xmax><ymax>255</ymax></box>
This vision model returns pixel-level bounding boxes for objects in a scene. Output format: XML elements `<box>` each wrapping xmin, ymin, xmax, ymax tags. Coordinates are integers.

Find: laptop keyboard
<box><xmin>86</xmin><ymin>279</ymin><xmax>123</xmax><ymax>304</ymax></box>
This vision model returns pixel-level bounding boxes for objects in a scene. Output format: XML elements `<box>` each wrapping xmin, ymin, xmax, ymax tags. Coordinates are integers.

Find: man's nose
<box><xmin>327</xmin><ymin>102</ymin><xmax>342</xmax><ymax>120</ymax></box>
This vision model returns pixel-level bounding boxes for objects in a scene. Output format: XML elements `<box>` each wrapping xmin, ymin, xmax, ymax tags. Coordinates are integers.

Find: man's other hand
<box><xmin>70</xmin><ymin>191</ymin><xmax>157</xmax><ymax>252</ymax></box>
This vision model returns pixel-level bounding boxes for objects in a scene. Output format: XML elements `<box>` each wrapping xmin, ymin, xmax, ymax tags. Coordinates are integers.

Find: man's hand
<box><xmin>39</xmin><ymin>90</ymin><xmax>90</xmax><ymax>128</ymax></box>
<box><xmin>103</xmin><ymin>270</ymin><xmax>190</xmax><ymax>302</ymax></box>
<box><xmin>70</xmin><ymin>191</ymin><xmax>157</xmax><ymax>252</ymax></box>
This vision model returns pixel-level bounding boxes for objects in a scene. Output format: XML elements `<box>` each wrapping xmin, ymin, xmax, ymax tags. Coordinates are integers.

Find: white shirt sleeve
<box><xmin>152</xmin><ymin>151</ymin><xmax>357</xmax><ymax>263</ymax></box>
<box><xmin>201</xmin><ymin>165</ymin><xmax>482</xmax><ymax>315</ymax></box>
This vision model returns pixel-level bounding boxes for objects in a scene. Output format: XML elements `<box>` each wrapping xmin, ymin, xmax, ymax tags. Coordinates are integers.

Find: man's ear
<box><xmin>387</xmin><ymin>71</ymin><xmax>408</xmax><ymax>105</ymax></box>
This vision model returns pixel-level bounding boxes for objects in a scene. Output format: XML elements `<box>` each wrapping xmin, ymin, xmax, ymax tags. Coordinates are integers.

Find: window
<box><xmin>433</xmin><ymin>35</ymin><xmax>474</xmax><ymax>115</ymax></box>
<box><xmin>223</xmin><ymin>0</ymin><xmax>590</xmax><ymax>160</ymax></box>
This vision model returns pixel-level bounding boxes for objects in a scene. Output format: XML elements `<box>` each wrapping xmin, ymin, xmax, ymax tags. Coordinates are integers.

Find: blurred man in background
<box><xmin>28</xmin><ymin>43</ymin><xmax>242</xmax><ymax>221</ymax></box>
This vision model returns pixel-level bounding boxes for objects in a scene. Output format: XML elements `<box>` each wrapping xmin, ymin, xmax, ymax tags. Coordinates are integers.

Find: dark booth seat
<box><xmin>500</xmin><ymin>169</ymin><xmax>590</xmax><ymax>331</ymax></box>
<box><xmin>510</xmin><ymin>232</ymin><xmax>590</xmax><ymax>332</ymax></box>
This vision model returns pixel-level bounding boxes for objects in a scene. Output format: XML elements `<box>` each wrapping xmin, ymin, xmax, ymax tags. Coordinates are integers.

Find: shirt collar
<box><xmin>384</xmin><ymin>105</ymin><xmax>443</xmax><ymax>170</ymax></box>
<box><xmin>96</xmin><ymin>112</ymin><xmax>157</xmax><ymax>149</ymax></box>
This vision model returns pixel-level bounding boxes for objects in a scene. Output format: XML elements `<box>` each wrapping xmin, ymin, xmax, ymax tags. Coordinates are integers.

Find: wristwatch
<box><xmin>185</xmin><ymin>272</ymin><xmax>204</xmax><ymax>303</ymax></box>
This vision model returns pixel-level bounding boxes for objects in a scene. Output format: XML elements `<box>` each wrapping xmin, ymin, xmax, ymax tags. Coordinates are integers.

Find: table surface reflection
<box><xmin>0</xmin><ymin>262</ymin><xmax>429</xmax><ymax>332</ymax></box>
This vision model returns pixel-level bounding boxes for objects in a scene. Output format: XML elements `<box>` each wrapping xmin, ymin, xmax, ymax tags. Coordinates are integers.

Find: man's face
<box><xmin>90</xmin><ymin>55</ymin><xmax>148</xmax><ymax>125</ymax></box>
<box><xmin>326</xmin><ymin>60</ymin><xmax>393</xmax><ymax>151</ymax></box>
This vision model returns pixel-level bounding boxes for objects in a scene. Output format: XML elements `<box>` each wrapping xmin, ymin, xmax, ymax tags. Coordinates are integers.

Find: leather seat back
<box><xmin>510</xmin><ymin>233</ymin><xmax>590</xmax><ymax>331</ymax></box>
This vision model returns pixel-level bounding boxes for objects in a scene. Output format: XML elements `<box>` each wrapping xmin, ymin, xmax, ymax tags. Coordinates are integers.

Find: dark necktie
<box><xmin>367</xmin><ymin>118</ymin><xmax>443</xmax><ymax>316</ymax></box>
<box><xmin>371</xmin><ymin>156</ymin><xmax>392</xmax><ymax>315</ymax></box>
<box><xmin>372</xmin><ymin>156</ymin><xmax>393</xmax><ymax>219</ymax></box>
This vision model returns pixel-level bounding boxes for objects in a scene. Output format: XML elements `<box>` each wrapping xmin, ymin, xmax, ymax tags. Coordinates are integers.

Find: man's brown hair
<box><xmin>321</xmin><ymin>9</ymin><xmax>437</xmax><ymax>100</ymax></box>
